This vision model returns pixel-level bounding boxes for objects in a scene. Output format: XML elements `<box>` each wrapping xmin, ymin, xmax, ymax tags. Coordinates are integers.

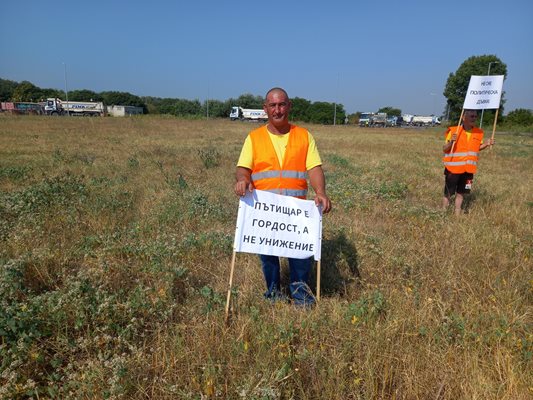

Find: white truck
<box><xmin>400</xmin><ymin>114</ymin><xmax>441</xmax><ymax>126</ymax></box>
<box><xmin>401</xmin><ymin>114</ymin><xmax>414</xmax><ymax>125</ymax></box>
<box><xmin>411</xmin><ymin>115</ymin><xmax>441</xmax><ymax>126</ymax></box>
<box><xmin>358</xmin><ymin>112</ymin><xmax>373</xmax><ymax>127</ymax></box>
<box><xmin>43</xmin><ymin>98</ymin><xmax>106</xmax><ymax>116</ymax></box>
<box><xmin>359</xmin><ymin>112</ymin><xmax>388</xmax><ymax>127</ymax></box>
<box><xmin>229</xmin><ymin>106</ymin><xmax>268</xmax><ymax>122</ymax></box>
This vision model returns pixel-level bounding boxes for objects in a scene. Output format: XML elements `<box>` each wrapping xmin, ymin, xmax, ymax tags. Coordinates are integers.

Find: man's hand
<box><xmin>314</xmin><ymin>193</ymin><xmax>332</xmax><ymax>213</ymax></box>
<box><xmin>234</xmin><ymin>179</ymin><xmax>254</xmax><ymax>197</ymax></box>
<box><xmin>443</xmin><ymin>133</ymin><xmax>457</xmax><ymax>152</ymax></box>
<box><xmin>235</xmin><ymin>167</ymin><xmax>254</xmax><ymax>197</ymax></box>
<box><xmin>480</xmin><ymin>138</ymin><xmax>495</xmax><ymax>150</ymax></box>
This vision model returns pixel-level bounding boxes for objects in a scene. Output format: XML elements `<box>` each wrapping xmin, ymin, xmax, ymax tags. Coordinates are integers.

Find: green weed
<box><xmin>0</xmin><ymin>165</ymin><xmax>32</xmax><ymax>181</ymax></box>
<box><xmin>346</xmin><ymin>290</ymin><xmax>387</xmax><ymax>324</ymax></box>
<box><xmin>325</xmin><ymin>154</ymin><xmax>353</xmax><ymax>169</ymax></box>
<box><xmin>199</xmin><ymin>285</ymin><xmax>224</xmax><ymax>313</ymax></box>
<box><xmin>436</xmin><ymin>313</ymin><xmax>466</xmax><ymax>344</ymax></box>
<box><xmin>198</xmin><ymin>146</ymin><xmax>221</xmax><ymax>169</ymax></box>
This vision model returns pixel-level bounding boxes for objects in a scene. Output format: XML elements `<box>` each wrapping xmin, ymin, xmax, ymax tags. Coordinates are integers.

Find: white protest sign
<box><xmin>463</xmin><ymin>75</ymin><xmax>504</xmax><ymax>110</ymax></box>
<box><xmin>233</xmin><ymin>189</ymin><xmax>322</xmax><ymax>261</ymax></box>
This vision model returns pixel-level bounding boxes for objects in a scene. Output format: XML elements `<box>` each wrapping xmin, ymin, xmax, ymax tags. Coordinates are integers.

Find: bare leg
<box><xmin>442</xmin><ymin>196</ymin><xmax>451</xmax><ymax>210</ymax></box>
<box><xmin>454</xmin><ymin>193</ymin><xmax>464</xmax><ymax>216</ymax></box>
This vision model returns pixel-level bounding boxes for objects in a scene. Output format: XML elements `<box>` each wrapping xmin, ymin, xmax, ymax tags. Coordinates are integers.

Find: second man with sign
<box><xmin>234</xmin><ymin>87</ymin><xmax>331</xmax><ymax>306</ymax></box>
<box><xmin>442</xmin><ymin>109</ymin><xmax>495</xmax><ymax>215</ymax></box>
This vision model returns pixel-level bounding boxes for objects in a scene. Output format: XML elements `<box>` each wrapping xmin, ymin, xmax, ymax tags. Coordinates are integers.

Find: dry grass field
<box><xmin>0</xmin><ymin>115</ymin><xmax>532</xmax><ymax>399</ymax></box>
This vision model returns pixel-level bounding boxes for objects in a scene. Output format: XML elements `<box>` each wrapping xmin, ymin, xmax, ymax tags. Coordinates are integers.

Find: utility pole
<box><xmin>333</xmin><ymin>74</ymin><xmax>340</xmax><ymax>126</ymax></box>
<box><xmin>63</xmin><ymin>62</ymin><xmax>70</xmax><ymax>116</ymax></box>
<box><xmin>206</xmin><ymin>80</ymin><xmax>209</xmax><ymax>119</ymax></box>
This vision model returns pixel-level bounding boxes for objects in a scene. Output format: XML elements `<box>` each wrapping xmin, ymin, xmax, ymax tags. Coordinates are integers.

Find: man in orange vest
<box><xmin>234</xmin><ymin>87</ymin><xmax>331</xmax><ymax>306</ymax></box>
<box><xmin>442</xmin><ymin>109</ymin><xmax>495</xmax><ymax>215</ymax></box>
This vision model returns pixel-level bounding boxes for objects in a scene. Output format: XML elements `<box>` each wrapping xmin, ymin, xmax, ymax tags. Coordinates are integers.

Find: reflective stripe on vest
<box><xmin>251</xmin><ymin>170</ymin><xmax>309</xmax><ymax>181</ymax></box>
<box><xmin>262</xmin><ymin>188</ymin><xmax>308</xmax><ymax>197</ymax></box>
<box><xmin>443</xmin><ymin>151</ymin><xmax>479</xmax><ymax>158</ymax></box>
<box><xmin>250</xmin><ymin>125</ymin><xmax>309</xmax><ymax>199</ymax></box>
<box><xmin>443</xmin><ymin>160</ymin><xmax>478</xmax><ymax>167</ymax></box>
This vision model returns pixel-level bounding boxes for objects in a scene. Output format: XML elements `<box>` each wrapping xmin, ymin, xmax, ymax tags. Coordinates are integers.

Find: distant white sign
<box><xmin>233</xmin><ymin>190</ymin><xmax>322</xmax><ymax>260</ymax></box>
<box><xmin>463</xmin><ymin>75</ymin><xmax>504</xmax><ymax>110</ymax></box>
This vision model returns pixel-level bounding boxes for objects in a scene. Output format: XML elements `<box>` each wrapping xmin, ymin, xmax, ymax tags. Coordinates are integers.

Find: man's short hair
<box><xmin>265</xmin><ymin>87</ymin><xmax>289</xmax><ymax>101</ymax></box>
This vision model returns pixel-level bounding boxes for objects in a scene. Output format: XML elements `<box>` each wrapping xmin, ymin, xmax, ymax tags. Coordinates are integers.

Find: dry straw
<box><xmin>0</xmin><ymin>116</ymin><xmax>531</xmax><ymax>399</ymax></box>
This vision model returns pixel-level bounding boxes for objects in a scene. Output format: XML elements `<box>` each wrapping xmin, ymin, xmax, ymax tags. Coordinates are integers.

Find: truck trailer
<box><xmin>411</xmin><ymin>115</ymin><xmax>441</xmax><ymax>126</ymax></box>
<box><xmin>370</xmin><ymin>113</ymin><xmax>388</xmax><ymax>127</ymax></box>
<box><xmin>43</xmin><ymin>98</ymin><xmax>106</xmax><ymax>116</ymax></box>
<box><xmin>1</xmin><ymin>102</ymin><xmax>44</xmax><ymax>115</ymax></box>
<box><xmin>400</xmin><ymin>114</ymin><xmax>441</xmax><ymax>127</ymax></box>
<box><xmin>229</xmin><ymin>106</ymin><xmax>268</xmax><ymax>122</ymax></box>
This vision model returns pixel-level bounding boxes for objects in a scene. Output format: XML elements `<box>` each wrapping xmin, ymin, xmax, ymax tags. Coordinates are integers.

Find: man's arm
<box><xmin>234</xmin><ymin>167</ymin><xmax>254</xmax><ymax>197</ymax></box>
<box><xmin>308</xmin><ymin>165</ymin><xmax>331</xmax><ymax>213</ymax></box>
<box><xmin>443</xmin><ymin>133</ymin><xmax>457</xmax><ymax>152</ymax></box>
<box><xmin>480</xmin><ymin>138</ymin><xmax>495</xmax><ymax>151</ymax></box>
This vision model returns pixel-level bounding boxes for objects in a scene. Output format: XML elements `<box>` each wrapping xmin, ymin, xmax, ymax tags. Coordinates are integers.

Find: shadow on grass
<box><xmin>462</xmin><ymin>185</ymin><xmax>493</xmax><ymax>214</ymax></box>
<box><xmin>310</xmin><ymin>230</ymin><xmax>361</xmax><ymax>297</ymax></box>
<box><xmin>462</xmin><ymin>193</ymin><xmax>474</xmax><ymax>214</ymax></box>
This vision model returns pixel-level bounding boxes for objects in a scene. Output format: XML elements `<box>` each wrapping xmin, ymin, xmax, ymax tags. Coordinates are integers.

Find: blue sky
<box><xmin>1</xmin><ymin>0</ymin><xmax>532</xmax><ymax>115</ymax></box>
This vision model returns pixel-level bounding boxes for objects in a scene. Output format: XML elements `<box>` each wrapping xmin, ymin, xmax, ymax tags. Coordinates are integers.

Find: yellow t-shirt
<box><xmin>237</xmin><ymin>128</ymin><xmax>322</xmax><ymax>170</ymax></box>
<box><xmin>445</xmin><ymin>127</ymin><xmax>472</xmax><ymax>142</ymax></box>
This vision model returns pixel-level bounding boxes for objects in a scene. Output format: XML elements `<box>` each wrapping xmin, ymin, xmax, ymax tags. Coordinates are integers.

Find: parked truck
<box><xmin>401</xmin><ymin>114</ymin><xmax>414</xmax><ymax>125</ymax></box>
<box><xmin>229</xmin><ymin>106</ymin><xmax>268</xmax><ymax>122</ymax></box>
<box><xmin>412</xmin><ymin>115</ymin><xmax>441</xmax><ymax>126</ymax></box>
<box><xmin>359</xmin><ymin>112</ymin><xmax>388</xmax><ymax>127</ymax></box>
<box><xmin>386</xmin><ymin>115</ymin><xmax>399</xmax><ymax>127</ymax></box>
<box><xmin>1</xmin><ymin>102</ymin><xmax>44</xmax><ymax>115</ymax></box>
<box><xmin>43</xmin><ymin>98</ymin><xmax>106</xmax><ymax>116</ymax></box>
<box><xmin>358</xmin><ymin>112</ymin><xmax>373</xmax><ymax>127</ymax></box>
<box><xmin>401</xmin><ymin>114</ymin><xmax>441</xmax><ymax>127</ymax></box>
<box><xmin>370</xmin><ymin>112</ymin><xmax>387</xmax><ymax>127</ymax></box>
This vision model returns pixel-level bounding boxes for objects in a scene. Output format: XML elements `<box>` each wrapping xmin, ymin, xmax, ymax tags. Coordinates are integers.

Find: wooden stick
<box><xmin>316</xmin><ymin>260</ymin><xmax>321</xmax><ymax>301</ymax></box>
<box><xmin>449</xmin><ymin>109</ymin><xmax>465</xmax><ymax>155</ymax></box>
<box><xmin>489</xmin><ymin>108</ymin><xmax>499</xmax><ymax>150</ymax></box>
<box><xmin>224</xmin><ymin>251</ymin><xmax>237</xmax><ymax>326</ymax></box>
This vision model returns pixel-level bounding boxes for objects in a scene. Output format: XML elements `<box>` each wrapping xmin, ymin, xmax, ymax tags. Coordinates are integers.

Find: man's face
<box><xmin>463</xmin><ymin>110</ymin><xmax>478</xmax><ymax>126</ymax></box>
<box><xmin>264</xmin><ymin>91</ymin><xmax>291</xmax><ymax>127</ymax></box>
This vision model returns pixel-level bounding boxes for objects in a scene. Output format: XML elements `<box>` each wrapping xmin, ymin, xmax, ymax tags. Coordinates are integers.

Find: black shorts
<box><xmin>444</xmin><ymin>169</ymin><xmax>473</xmax><ymax>196</ymax></box>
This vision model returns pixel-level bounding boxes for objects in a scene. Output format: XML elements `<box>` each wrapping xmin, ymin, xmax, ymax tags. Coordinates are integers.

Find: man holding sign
<box><xmin>234</xmin><ymin>87</ymin><xmax>331</xmax><ymax>306</ymax></box>
<box><xmin>442</xmin><ymin>74</ymin><xmax>503</xmax><ymax>215</ymax></box>
<box><xmin>442</xmin><ymin>109</ymin><xmax>495</xmax><ymax>215</ymax></box>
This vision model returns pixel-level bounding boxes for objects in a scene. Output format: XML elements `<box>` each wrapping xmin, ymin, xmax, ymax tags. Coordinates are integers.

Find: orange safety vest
<box><xmin>250</xmin><ymin>124</ymin><xmax>309</xmax><ymax>199</ymax></box>
<box><xmin>442</xmin><ymin>126</ymin><xmax>484</xmax><ymax>174</ymax></box>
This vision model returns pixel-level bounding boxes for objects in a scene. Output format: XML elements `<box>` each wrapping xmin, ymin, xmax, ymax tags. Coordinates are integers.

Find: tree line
<box><xmin>2</xmin><ymin>53</ymin><xmax>532</xmax><ymax>129</ymax></box>
<box><xmin>0</xmin><ymin>78</ymin><xmax>346</xmax><ymax>124</ymax></box>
